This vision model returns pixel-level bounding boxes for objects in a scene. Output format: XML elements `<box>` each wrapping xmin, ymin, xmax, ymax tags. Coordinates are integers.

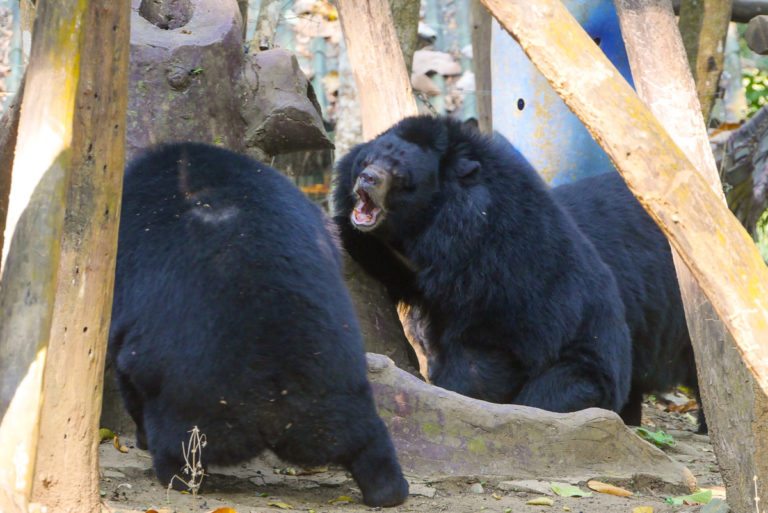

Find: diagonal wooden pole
<box><xmin>615</xmin><ymin>2</ymin><xmax>768</xmax><ymax>510</ymax></box>
<box><xmin>478</xmin><ymin>0</ymin><xmax>768</xmax><ymax>397</ymax></box>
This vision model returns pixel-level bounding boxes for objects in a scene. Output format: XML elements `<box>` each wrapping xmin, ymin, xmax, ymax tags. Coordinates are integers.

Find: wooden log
<box><xmin>0</xmin><ymin>75</ymin><xmax>24</xmax><ymax>263</ymax></box>
<box><xmin>477</xmin><ymin>0</ymin><xmax>768</xmax><ymax>396</ymax></box>
<box><xmin>678</xmin><ymin>0</ymin><xmax>733</xmax><ymax>123</ymax></box>
<box><xmin>388</xmin><ymin>0</ymin><xmax>420</xmax><ymax>74</ymax></box>
<box><xmin>671</xmin><ymin>0</ymin><xmax>767</xmax><ymax>22</ymax></box>
<box><xmin>336</xmin><ymin>0</ymin><xmax>418</xmax><ymax>140</ymax></box>
<box><xmin>0</xmin><ymin>1</ymin><xmax>129</xmax><ymax>512</ymax></box>
<box><xmin>470</xmin><ymin>0</ymin><xmax>493</xmax><ymax>133</ymax></box>
<box><xmin>614</xmin><ymin>2</ymin><xmax>768</xmax><ymax>511</ymax></box>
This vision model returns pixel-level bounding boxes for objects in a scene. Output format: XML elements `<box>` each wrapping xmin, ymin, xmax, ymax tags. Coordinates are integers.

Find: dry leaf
<box><xmin>632</xmin><ymin>508</ymin><xmax>653</xmax><ymax>513</ymax></box>
<box><xmin>587</xmin><ymin>480</ymin><xmax>633</xmax><ymax>497</ymax></box>
<box><xmin>492</xmin><ymin>493</ymin><xmax>501</xmax><ymax>500</ymax></box>
<box><xmin>328</xmin><ymin>495</ymin><xmax>354</xmax><ymax>504</ymax></box>
<box><xmin>526</xmin><ymin>497</ymin><xmax>554</xmax><ymax>506</ymax></box>
<box><xmin>550</xmin><ymin>482</ymin><xmax>591</xmax><ymax>497</ymax></box>
<box><xmin>708</xmin><ymin>486</ymin><xmax>726</xmax><ymax>499</ymax></box>
<box><xmin>267</xmin><ymin>502</ymin><xmax>294</xmax><ymax>509</ymax></box>
<box><xmin>112</xmin><ymin>436</ymin><xmax>128</xmax><ymax>453</ymax></box>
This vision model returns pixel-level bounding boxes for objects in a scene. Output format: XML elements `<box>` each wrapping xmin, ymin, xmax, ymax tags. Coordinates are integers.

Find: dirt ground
<box><xmin>100</xmin><ymin>392</ymin><xmax>726</xmax><ymax>513</ymax></box>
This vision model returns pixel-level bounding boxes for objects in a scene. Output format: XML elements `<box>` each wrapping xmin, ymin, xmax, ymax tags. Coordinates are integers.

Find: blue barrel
<box><xmin>491</xmin><ymin>0</ymin><xmax>634</xmax><ymax>185</ymax></box>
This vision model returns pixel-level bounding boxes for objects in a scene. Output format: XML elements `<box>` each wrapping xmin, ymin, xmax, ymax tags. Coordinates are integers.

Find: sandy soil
<box><xmin>100</xmin><ymin>393</ymin><xmax>725</xmax><ymax>513</ymax></box>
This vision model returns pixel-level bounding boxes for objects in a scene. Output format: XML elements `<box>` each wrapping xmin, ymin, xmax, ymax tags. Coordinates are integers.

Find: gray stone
<box><xmin>497</xmin><ymin>480</ymin><xmax>552</xmax><ymax>494</ymax></box>
<box><xmin>238</xmin><ymin>48</ymin><xmax>333</xmax><ymax>156</ymax></box>
<box><xmin>125</xmin><ymin>0</ymin><xmax>331</xmax><ymax>162</ymax></box>
<box><xmin>470</xmin><ymin>482</ymin><xmax>484</xmax><ymax>494</ymax></box>
<box><xmin>701</xmin><ymin>499</ymin><xmax>731</xmax><ymax>513</ymax></box>
<box><xmin>366</xmin><ymin>353</ymin><xmax>696</xmax><ymax>494</ymax></box>
<box><xmin>408</xmin><ymin>483</ymin><xmax>437</xmax><ymax>498</ymax></box>
<box><xmin>101</xmin><ymin>469</ymin><xmax>126</xmax><ymax>479</ymax></box>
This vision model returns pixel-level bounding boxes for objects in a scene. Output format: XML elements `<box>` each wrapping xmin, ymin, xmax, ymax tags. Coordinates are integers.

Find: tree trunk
<box><xmin>470</xmin><ymin>0</ymin><xmax>492</xmax><ymax>133</ymax></box>
<box><xmin>250</xmin><ymin>0</ymin><xmax>282</xmax><ymax>51</ymax></box>
<box><xmin>478</xmin><ymin>0</ymin><xmax>768</xmax><ymax>397</ymax></box>
<box><xmin>615</xmin><ymin>2</ymin><xmax>768</xmax><ymax>512</ymax></box>
<box><xmin>0</xmin><ymin>1</ymin><xmax>129</xmax><ymax>512</ymax></box>
<box><xmin>671</xmin><ymin>0</ymin><xmax>768</xmax><ymax>22</ymax></box>
<box><xmin>388</xmin><ymin>0</ymin><xmax>420</xmax><ymax>74</ymax></box>
<box><xmin>678</xmin><ymin>0</ymin><xmax>734</xmax><ymax>124</ymax></box>
<box><xmin>336</xmin><ymin>0</ymin><xmax>419</xmax><ymax>140</ymax></box>
<box><xmin>0</xmin><ymin>75</ymin><xmax>24</xmax><ymax>262</ymax></box>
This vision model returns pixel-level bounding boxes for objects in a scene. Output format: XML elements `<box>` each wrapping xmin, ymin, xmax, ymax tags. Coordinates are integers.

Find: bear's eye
<box><xmin>391</xmin><ymin>169</ymin><xmax>411</xmax><ymax>189</ymax></box>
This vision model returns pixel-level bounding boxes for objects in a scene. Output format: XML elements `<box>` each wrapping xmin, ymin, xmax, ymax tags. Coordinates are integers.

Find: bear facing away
<box><xmin>333</xmin><ymin>115</ymin><xmax>633</xmax><ymax>415</ymax></box>
<box><xmin>551</xmin><ymin>172</ymin><xmax>701</xmax><ymax>430</ymax></box>
<box><xmin>109</xmin><ymin>143</ymin><xmax>408</xmax><ymax>507</ymax></box>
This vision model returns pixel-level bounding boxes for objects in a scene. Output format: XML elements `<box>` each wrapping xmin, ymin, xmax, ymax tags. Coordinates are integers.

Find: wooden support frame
<box><xmin>0</xmin><ymin>0</ymin><xmax>129</xmax><ymax>511</ymax></box>
<box><xmin>478</xmin><ymin>0</ymin><xmax>768</xmax><ymax>397</ymax></box>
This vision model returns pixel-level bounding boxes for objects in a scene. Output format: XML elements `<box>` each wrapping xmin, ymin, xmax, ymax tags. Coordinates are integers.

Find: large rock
<box><xmin>126</xmin><ymin>0</ymin><xmax>331</xmax><ymax>161</ymax></box>
<box><xmin>238</xmin><ymin>49</ymin><xmax>333</xmax><ymax>157</ymax></box>
<box><xmin>367</xmin><ymin>353</ymin><xmax>696</xmax><ymax>493</ymax></box>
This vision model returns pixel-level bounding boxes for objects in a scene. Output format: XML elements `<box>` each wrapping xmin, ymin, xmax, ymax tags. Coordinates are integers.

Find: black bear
<box><xmin>333</xmin><ymin>115</ymin><xmax>633</xmax><ymax>415</ymax></box>
<box><xmin>109</xmin><ymin>143</ymin><xmax>409</xmax><ymax>507</ymax></box>
<box><xmin>551</xmin><ymin>172</ymin><xmax>700</xmax><ymax>430</ymax></box>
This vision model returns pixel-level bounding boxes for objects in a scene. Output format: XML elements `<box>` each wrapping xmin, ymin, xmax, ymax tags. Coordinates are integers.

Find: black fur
<box><xmin>109</xmin><ymin>143</ymin><xmax>408</xmax><ymax>507</ymax></box>
<box><xmin>552</xmin><ymin>172</ymin><xmax>701</xmax><ymax>430</ymax></box>
<box><xmin>332</xmin><ymin>115</ymin><xmax>633</xmax><ymax>414</ymax></box>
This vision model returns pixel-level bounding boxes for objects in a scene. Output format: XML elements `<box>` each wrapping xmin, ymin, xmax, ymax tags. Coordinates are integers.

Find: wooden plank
<box><xmin>678</xmin><ymin>0</ymin><xmax>733</xmax><ymax>122</ymax></box>
<box><xmin>470</xmin><ymin>0</ymin><xmax>492</xmax><ymax>133</ymax></box>
<box><xmin>478</xmin><ymin>0</ymin><xmax>768</xmax><ymax>395</ymax></box>
<box><xmin>0</xmin><ymin>0</ymin><xmax>129</xmax><ymax>511</ymax></box>
<box><xmin>615</xmin><ymin>1</ymin><xmax>768</xmax><ymax>510</ymax></box>
<box><xmin>336</xmin><ymin>0</ymin><xmax>419</xmax><ymax>140</ymax></box>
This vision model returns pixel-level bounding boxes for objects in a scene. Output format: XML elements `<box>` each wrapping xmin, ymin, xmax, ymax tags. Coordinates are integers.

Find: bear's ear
<box><xmin>453</xmin><ymin>158</ymin><xmax>481</xmax><ymax>185</ymax></box>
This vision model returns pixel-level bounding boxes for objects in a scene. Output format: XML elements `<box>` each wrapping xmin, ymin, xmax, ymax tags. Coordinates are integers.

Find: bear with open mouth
<box><xmin>332</xmin><ymin>115</ymin><xmax>700</xmax><ymax>430</ymax></box>
<box><xmin>332</xmin><ymin>115</ymin><xmax>633</xmax><ymax>415</ymax></box>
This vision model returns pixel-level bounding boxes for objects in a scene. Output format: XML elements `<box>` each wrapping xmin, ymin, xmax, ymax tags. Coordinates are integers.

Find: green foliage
<box><xmin>756</xmin><ymin>209</ymin><xmax>768</xmax><ymax>263</ymax></box>
<box><xmin>742</xmin><ymin>67</ymin><xmax>768</xmax><ymax>118</ymax></box>
<box><xmin>636</xmin><ymin>427</ymin><xmax>675</xmax><ymax>448</ymax></box>
<box><xmin>664</xmin><ymin>488</ymin><xmax>712</xmax><ymax>505</ymax></box>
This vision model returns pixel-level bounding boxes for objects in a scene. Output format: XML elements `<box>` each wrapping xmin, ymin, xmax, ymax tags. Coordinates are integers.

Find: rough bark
<box><xmin>0</xmin><ymin>1</ymin><xmax>129</xmax><ymax>512</ymax></box>
<box><xmin>250</xmin><ymin>0</ymin><xmax>282</xmax><ymax>51</ymax></box>
<box><xmin>30</xmin><ymin>1</ymin><xmax>130</xmax><ymax>511</ymax></box>
<box><xmin>615</xmin><ymin>2</ymin><xmax>768</xmax><ymax>512</ymax></box>
<box><xmin>677</xmin><ymin>0</ymin><xmax>733</xmax><ymax>124</ymax></box>
<box><xmin>388</xmin><ymin>0</ymin><xmax>420</xmax><ymax>74</ymax></box>
<box><xmin>237</xmin><ymin>0</ymin><xmax>248</xmax><ymax>39</ymax></box>
<box><xmin>470</xmin><ymin>0</ymin><xmax>492</xmax><ymax>134</ymax></box>
<box><xmin>336</xmin><ymin>0</ymin><xmax>419</xmax><ymax>140</ymax></box>
<box><xmin>0</xmin><ymin>75</ymin><xmax>24</xmax><ymax>262</ymax></box>
<box><xmin>671</xmin><ymin>0</ymin><xmax>768</xmax><ymax>22</ymax></box>
<box><xmin>478</xmin><ymin>0</ymin><xmax>768</xmax><ymax>397</ymax></box>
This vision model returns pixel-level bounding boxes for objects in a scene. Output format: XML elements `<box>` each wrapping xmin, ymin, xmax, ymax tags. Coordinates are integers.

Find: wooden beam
<box><xmin>672</xmin><ymin>0</ymin><xmax>768</xmax><ymax>22</ymax></box>
<box><xmin>470</xmin><ymin>0</ymin><xmax>493</xmax><ymax>133</ymax></box>
<box><xmin>336</xmin><ymin>0</ymin><xmax>418</xmax><ymax>140</ymax></box>
<box><xmin>0</xmin><ymin>0</ymin><xmax>129</xmax><ymax>511</ymax></box>
<box><xmin>478</xmin><ymin>0</ymin><xmax>768</xmax><ymax>396</ymax></box>
<box><xmin>678</xmin><ymin>0</ymin><xmax>733</xmax><ymax>123</ymax></box>
<box><xmin>615</xmin><ymin>1</ymin><xmax>768</xmax><ymax>510</ymax></box>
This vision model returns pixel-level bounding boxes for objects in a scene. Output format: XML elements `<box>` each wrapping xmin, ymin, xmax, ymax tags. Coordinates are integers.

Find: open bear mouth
<box><xmin>351</xmin><ymin>188</ymin><xmax>383</xmax><ymax>229</ymax></box>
